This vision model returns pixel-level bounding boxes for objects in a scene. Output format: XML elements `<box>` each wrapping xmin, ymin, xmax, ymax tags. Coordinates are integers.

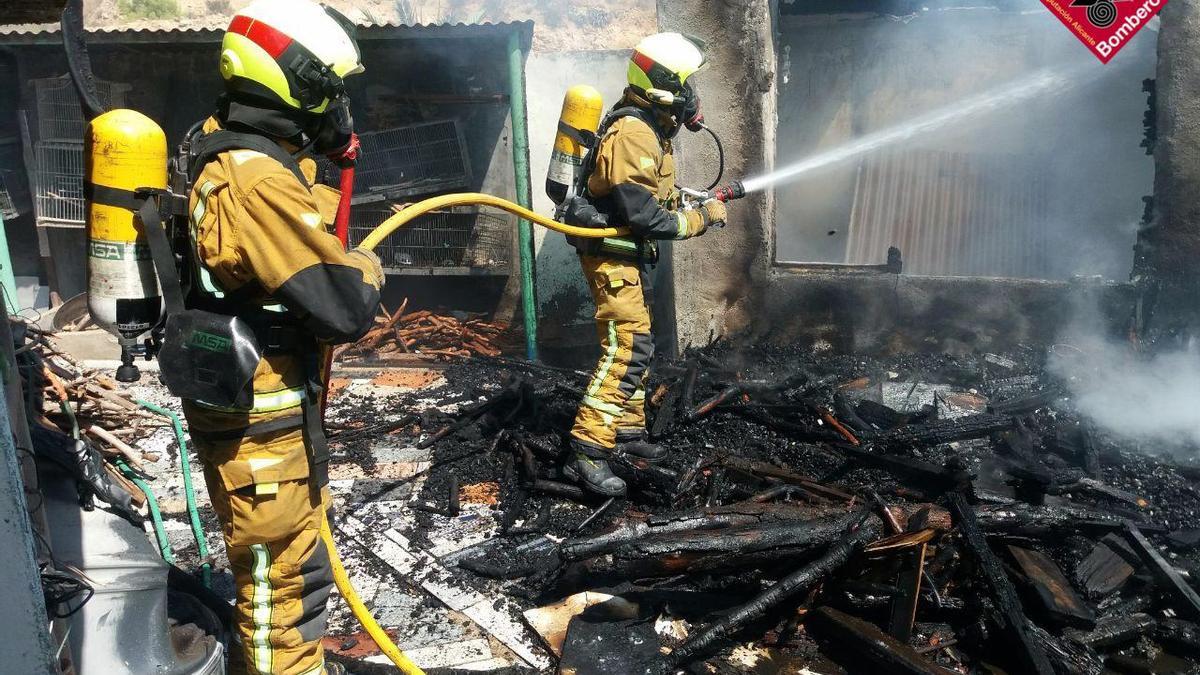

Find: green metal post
<box><xmin>0</xmin><ymin>213</ymin><xmax>18</xmax><ymax>311</ymax></box>
<box><xmin>507</xmin><ymin>30</ymin><xmax>539</xmax><ymax>361</ymax></box>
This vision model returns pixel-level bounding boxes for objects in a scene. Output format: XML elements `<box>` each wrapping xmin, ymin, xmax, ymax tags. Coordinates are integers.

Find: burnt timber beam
<box><xmin>808</xmin><ymin>606</ymin><xmax>957</xmax><ymax>675</ymax></box>
<box><xmin>670</xmin><ymin>516</ymin><xmax>881</xmax><ymax>664</ymax></box>
<box><xmin>947</xmin><ymin>491</ymin><xmax>1054</xmax><ymax>675</ymax></box>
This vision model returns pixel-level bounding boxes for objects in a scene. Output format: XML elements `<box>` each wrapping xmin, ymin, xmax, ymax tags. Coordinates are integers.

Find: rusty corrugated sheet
<box><xmin>0</xmin><ymin>20</ymin><xmax>534</xmax><ymax>47</ymax></box>
<box><xmin>845</xmin><ymin>148</ymin><xmax>1050</xmax><ymax>278</ymax></box>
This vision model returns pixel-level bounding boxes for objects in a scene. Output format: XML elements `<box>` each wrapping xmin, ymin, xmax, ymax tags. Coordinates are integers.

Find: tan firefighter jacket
<box><xmin>183</xmin><ymin>117</ymin><xmax>382</xmax><ymax>436</ymax></box>
<box><xmin>578</xmin><ymin>112</ymin><xmax>707</xmax><ymax>260</ymax></box>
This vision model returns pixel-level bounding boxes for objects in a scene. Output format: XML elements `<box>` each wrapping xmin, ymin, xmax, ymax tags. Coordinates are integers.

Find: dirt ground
<box><xmin>78</xmin><ymin>0</ymin><xmax>656</xmax><ymax>52</ymax></box>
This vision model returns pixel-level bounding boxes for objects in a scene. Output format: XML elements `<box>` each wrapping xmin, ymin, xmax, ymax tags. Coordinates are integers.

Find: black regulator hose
<box><xmin>700</xmin><ymin>124</ymin><xmax>725</xmax><ymax>191</ymax></box>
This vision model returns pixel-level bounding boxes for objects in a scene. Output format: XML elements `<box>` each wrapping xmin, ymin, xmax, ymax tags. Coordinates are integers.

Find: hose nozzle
<box><xmin>712</xmin><ymin>180</ymin><xmax>745</xmax><ymax>203</ymax></box>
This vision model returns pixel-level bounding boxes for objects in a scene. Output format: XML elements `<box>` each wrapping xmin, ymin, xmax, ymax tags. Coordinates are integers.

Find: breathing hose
<box><xmin>699</xmin><ymin>124</ymin><xmax>725</xmax><ymax>191</ymax></box>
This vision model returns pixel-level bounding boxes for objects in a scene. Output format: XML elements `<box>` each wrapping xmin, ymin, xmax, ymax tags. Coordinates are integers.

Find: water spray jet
<box><xmin>740</xmin><ymin>63</ymin><xmax>1099</xmax><ymax>195</ymax></box>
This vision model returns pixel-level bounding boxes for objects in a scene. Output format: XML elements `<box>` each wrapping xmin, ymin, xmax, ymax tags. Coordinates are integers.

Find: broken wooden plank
<box><xmin>1065</xmin><ymin>613</ymin><xmax>1156</xmax><ymax>649</ymax></box>
<box><xmin>807</xmin><ymin>606</ymin><xmax>957</xmax><ymax>675</ymax></box>
<box><xmin>670</xmin><ymin>515</ymin><xmax>882</xmax><ymax>664</ymax></box>
<box><xmin>721</xmin><ymin>456</ymin><xmax>854</xmax><ymax>502</ymax></box>
<box><xmin>559</xmin><ymin>502</ymin><xmax>826</xmax><ymax>561</ymax></box>
<box><xmin>872</xmin><ymin>413</ymin><xmax>1014</xmax><ymax>449</ymax></box>
<box><xmin>840</xmin><ymin>446</ymin><xmax>971</xmax><ymax>493</ymax></box>
<box><xmin>888</xmin><ymin>540</ymin><xmax>928</xmax><ymax>642</ymax></box>
<box><xmin>649</xmin><ymin>374</ymin><xmax>683</xmax><ymax>439</ymax></box>
<box><xmin>1026</xmin><ymin>623</ymin><xmax>1104</xmax><ymax>675</ymax></box>
<box><xmin>1123</xmin><ymin>521</ymin><xmax>1200</xmax><ymax>619</ymax></box>
<box><xmin>1007</xmin><ymin>544</ymin><xmax>1095</xmax><ymax>629</ymax></box>
<box><xmin>592</xmin><ymin>510</ymin><xmax>872</xmax><ymax>572</ymax></box>
<box><xmin>946</xmin><ymin>491</ymin><xmax>1054</xmax><ymax>675</ymax></box>
<box><xmin>338</xmin><ymin>515</ymin><xmax>552</xmax><ymax>670</ymax></box>
<box><xmin>1076</xmin><ymin>533</ymin><xmax>1138</xmax><ymax>598</ymax></box>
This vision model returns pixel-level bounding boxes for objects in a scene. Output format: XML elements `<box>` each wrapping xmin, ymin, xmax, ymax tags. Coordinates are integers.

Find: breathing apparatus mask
<box><xmin>641</xmin><ymin>80</ymin><xmax>703</xmax><ymax>140</ymax></box>
<box><xmin>306</xmin><ymin>94</ymin><xmax>354</xmax><ymax>157</ymax></box>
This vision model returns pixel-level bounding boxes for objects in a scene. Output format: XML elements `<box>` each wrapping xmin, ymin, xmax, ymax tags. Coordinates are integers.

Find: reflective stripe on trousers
<box><xmin>571</xmin><ymin>255</ymin><xmax>654</xmax><ymax>450</ymax></box>
<box><xmin>250</xmin><ymin>544</ymin><xmax>274</xmax><ymax>674</ymax></box>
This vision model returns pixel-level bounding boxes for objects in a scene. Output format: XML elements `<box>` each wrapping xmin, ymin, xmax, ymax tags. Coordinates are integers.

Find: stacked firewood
<box><xmin>337</xmin><ymin>298</ymin><xmax>506</xmax><ymax>361</ymax></box>
<box><xmin>27</xmin><ymin>329</ymin><xmax>166</xmax><ymax>470</ymax></box>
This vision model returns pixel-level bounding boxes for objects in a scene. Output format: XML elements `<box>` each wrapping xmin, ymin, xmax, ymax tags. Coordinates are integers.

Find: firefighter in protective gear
<box><xmin>182</xmin><ymin>2</ymin><xmax>380</xmax><ymax>673</ymax></box>
<box><xmin>565</xmin><ymin>33</ymin><xmax>727</xmax><ymax>497</ymax></box>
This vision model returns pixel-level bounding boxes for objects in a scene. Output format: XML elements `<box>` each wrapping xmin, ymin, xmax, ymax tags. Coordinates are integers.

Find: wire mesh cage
<box><xmin>33</xmin><ymin>76</ymin><xmax>129</xmax><ymax>142</ymax></box>
<box><xmin>323</xmin><ymin>120</ymin><xmax>472</xmax><ymax>203</ymax></box>
<box><xmin>0</xmin><ymin>137</ymin><xmax>31</xmax><ymax>220</ymax></box>
<box><xmin>348</xmin><ymin>205</ymin><xmax>512</xmax><ymax>273</ymax></box>
<box><xmin>31</xmin><ymin>76</ymin><xmax>131</xmax><ymax>228</ymax></box>
<box><xmin>34</xmin><ymin>141</ymin><xmax>87</xmax><ymax>227</ymax></box>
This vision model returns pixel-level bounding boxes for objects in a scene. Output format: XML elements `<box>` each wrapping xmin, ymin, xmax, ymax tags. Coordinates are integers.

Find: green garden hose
<box><xmin>138</xmin><ymin>400</ymin><xmax>212</xmax><ymax>588</ymax></box>
<box><xmin>116</xmin><ymin>457</ymin><xmax>174</xmax><ymax>564</ymax></box>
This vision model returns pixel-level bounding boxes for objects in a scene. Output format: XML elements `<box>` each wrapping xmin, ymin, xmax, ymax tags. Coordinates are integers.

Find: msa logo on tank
<box><xmin>1039</xmin><ymin>0</ymin><xmax>1165</xmax><ymax>63</ymax></box>
<box><xmin>188</xmin><ymin>330</ymin><xmax>233</xmax><ymax>354</ymax></box>
<box><xmin>88</xmin><ymin>240</ymin><xmax>151</xmax><ymax>261</ymax></box>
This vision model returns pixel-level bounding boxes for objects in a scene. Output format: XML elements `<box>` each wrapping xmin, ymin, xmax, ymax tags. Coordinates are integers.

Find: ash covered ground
<box><xmin>125</xmin><ymin>339</ymin><xmax>1200</xmax><ymax>673</ymax></box>
<box><xmin>319</xmin><ymin>342</ymin><xmax>1200</xmax><ymax>673</ymax></box>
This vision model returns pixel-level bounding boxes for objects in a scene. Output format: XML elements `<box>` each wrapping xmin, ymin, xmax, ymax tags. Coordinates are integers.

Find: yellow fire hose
<box><xmin>358</xmin><ymin>192</ymin><xmax>631</xmax><ymax>251</ymax></box>
<box><xmin>322</xmin><ymin>193</ymin><xmax>620</xmax><ymax>675</ymax></box>
<box><xmin>320</xmin><ymin>515</ymin><xmax>425</xmax><ymax>674</ymax></box>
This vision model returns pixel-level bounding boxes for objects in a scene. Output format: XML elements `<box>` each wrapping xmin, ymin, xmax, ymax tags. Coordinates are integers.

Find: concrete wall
<box><xmin>526</xmin><ymin>50</ymin><xmax>629</xmax><ymax>353</ymax></box>
<box><xmin>661</xmin><ymin>0</ymin><xmax>1144</xmax><ymax>354</ymax></box>
<box><xmin>1139</xmin><ymin>2</ymin><xmax>1200</xmax><ymax>345</ymax></box>
<box><xmin>657</xmin><ymin>0</ymin><xmax>778</xmax><ymax>348</ymax></box>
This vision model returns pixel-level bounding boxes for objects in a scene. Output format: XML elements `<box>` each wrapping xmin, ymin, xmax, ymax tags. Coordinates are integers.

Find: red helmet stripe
<box><xmin>228</xmin><ymin>14</ymin><xmax>292</xmax><ymax>59</ymax></box>
<box><xmin>631</xmin><ymin>50</ymin><xmax>656</xmax><ymax>75</ymax></box>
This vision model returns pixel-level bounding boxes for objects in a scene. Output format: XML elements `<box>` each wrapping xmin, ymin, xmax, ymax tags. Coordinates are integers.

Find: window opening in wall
<box><xmin>772</xmin><ymin>7</ymin><xmax>1156</xmax><ymax>281</ymax></box>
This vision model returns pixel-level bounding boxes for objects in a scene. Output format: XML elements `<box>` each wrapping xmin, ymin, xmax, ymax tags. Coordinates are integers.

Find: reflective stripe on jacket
<box><xmin>184</xmin><ymin>117</ymin><xmax>383</xmax><ymax>429</ymax></box>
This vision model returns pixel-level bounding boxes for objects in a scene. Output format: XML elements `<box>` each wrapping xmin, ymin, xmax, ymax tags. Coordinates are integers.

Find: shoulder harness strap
<box><xmin>188</xmin><ymin>129</ymin><xmax>308</xmax><ymax>188</ymax></box>
<box><xmin>576</xmin><ymin>105</ymin><xmax>662</xmax><ymax>195</ymax></box>
<box><xmin>602</xmin><ymin>105</ymin><xmax>662</xmax><ymax>141</ymax></box>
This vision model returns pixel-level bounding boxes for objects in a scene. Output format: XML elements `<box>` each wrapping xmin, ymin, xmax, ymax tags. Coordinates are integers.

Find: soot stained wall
<box><xmin>661</xmin><ymin>0</ymin><xmax>1140</xmax><ymax>355</ymax></box>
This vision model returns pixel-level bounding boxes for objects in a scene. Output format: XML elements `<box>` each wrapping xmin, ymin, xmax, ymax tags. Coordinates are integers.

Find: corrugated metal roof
<box><xmin>845</xmin><ymin>148</ymin><xmax>1051</xmax><ymax>279</ymax></box>
<box><xmin>0</xmin><ymin>20</ymin><xmax>534</xmax><ymax>48</ymax></box>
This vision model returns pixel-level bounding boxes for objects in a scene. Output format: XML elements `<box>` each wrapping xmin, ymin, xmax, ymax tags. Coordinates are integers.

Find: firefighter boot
<box><xmin>615</xmin><ymin>430</ymin><xmax>668</xmax><ymax>464</ymax></box>
<box><xmin>563</xmin><ymin>444</ymin><xmax>627</xmax><ymax>497</ymax></box>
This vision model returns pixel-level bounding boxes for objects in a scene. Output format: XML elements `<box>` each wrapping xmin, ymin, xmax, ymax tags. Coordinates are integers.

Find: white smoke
<box><xmin>1048</xmin><ymin>332</ymin><xmax>1200</xmax><ymax>449</ymax></box>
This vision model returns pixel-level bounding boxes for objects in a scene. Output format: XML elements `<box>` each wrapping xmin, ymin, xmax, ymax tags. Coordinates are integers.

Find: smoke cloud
<box><xmin>1049</xmin><ymin>324</ymin><xmax>1200</xmax><ymax>450</ymax></box>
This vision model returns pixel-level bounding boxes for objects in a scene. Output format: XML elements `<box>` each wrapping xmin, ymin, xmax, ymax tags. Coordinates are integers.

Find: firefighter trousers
<box><xmin>570</xmin><ymin>255</ymin><xmax>654</xmax><ymax>452</ymax></box>
<box><xmin>192</xmin><ymin>421</ymin><xmax>334</xmax><ymax>675</ymax></box>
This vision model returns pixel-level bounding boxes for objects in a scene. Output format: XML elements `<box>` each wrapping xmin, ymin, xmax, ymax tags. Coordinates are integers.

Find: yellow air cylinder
<box><xmin>546</xmin><ymin>84</ymin><xmax>603</xmax><ymax>205</ymax></box>
<box><xmin>85</xmin><ymin>109</ymin><xmax>167</xmax><ymax>344</ymax></box>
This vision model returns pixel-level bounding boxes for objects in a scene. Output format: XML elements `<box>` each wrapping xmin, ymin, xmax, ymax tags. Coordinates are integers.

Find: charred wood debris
<box><xmin>338</xmin><ymin>344</ymin><xmax>1200</xmax><ymax>674</ymax></box>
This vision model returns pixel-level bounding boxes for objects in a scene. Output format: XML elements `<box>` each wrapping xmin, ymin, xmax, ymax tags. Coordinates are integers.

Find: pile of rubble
<box><xmin>337</xmin><ymin>298</ymin><xmax>507</xmax><ymax>362</ymax></box>
<box><xmin>346</xmin><ymin>344</ymin><xmax>1200</xmax><ymax>673</ymax></box>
